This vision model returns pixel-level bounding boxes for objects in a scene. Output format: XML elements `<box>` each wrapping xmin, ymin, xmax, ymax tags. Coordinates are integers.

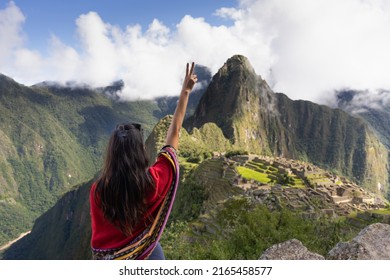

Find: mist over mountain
<box><xmin>1</xmin><ymin>55</ymin><xmax>389</xmax><ymax>259</ymax></box>
<box><xmin>334</xmin><ymin>89</ymin><xmax>390</xmax><ymax>200</ymax></box>
<box><xmin>335</xmin><ymin>89</ymin><xmax>390</xmax><ymax>148</ymax></box>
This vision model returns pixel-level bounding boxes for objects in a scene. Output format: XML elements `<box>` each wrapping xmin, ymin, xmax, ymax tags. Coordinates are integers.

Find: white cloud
<box><xmin>46</xmin><ymin>35</ymin><xmax>80</xmax><ymax>82</ymax></box>
<box><xmin>1</xmin><ymin>0</ymin><xmax>390</xmax><ymax>104</ymax></box>
<box><xmin>338</xmin><ymin>90</ymin><xmax>390</xmax><ymax>114</ymax></box>
<box><xmin>0</xmin><ymin>1</ymin><xmax>25</xmax><ymax>73</ymax></box>
<box><xmin>245</xmin><ymin>0</ymin><xmax>390</xmax><ymax>103</ymax></box>
<box><xmin>214</xmin><ymin>7</ymin><xmax>243</xmax><ymax>21</ymax></box>
<box><xmin>75</xmin><ymin>12</ymin><xmax>119</xmax><ymax>86</ymax></box>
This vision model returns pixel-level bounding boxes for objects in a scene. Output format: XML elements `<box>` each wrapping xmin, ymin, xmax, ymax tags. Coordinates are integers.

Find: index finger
<box><xmin>189</xmin><ymin>62</ymin><xmax>195</xmax><ymax>75</ymax></box>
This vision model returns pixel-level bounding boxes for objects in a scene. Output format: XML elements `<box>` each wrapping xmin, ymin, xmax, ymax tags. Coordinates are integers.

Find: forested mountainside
<box><xmin>2</xmin><ymin>55</ymin><xmax>389</xmax><ymax>259</ymax></box>
<box><xmin>0</xmin><ymin>67</ymin><xmax>210</xmax><ymax>247</ymax></box>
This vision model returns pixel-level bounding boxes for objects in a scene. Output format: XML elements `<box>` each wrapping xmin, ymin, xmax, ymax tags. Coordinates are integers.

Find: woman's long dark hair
<box><xmin>94</xmin><ymin>123</ymin><xmax>155</xmax><ymax>236</ymax></box>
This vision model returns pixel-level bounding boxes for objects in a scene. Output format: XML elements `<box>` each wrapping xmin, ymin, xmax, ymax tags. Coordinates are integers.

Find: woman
<box><xmin>90</xmin><ymin>62</ymin><xmax>197</xmax><ymax>260</ymax></box>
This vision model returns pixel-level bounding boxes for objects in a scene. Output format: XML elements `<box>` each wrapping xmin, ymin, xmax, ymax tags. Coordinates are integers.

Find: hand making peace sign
<box><xmin>182</xmin><ymin>62</ymin><xmax>198</xmax><ymax>94</ymax></box>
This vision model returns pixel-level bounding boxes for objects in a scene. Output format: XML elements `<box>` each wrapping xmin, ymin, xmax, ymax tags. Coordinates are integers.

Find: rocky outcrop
<box><xmin>259</xmin><ymin>223</ymin><xmax>390</xmax><ymax>260</ymax></box>
<box><xmin>259</xmin><ymin>239</ymin><xmax>325</xmax><ymax>260</ymax></box>
<box><xmin>328</xmin><ymin>223</ymin><xmax>390</xmax><ymax>260</ymax></box>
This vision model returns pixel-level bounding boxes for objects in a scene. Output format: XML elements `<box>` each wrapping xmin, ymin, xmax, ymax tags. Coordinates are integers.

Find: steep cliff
<box><xmin>185</xmin><ymin>55</ymin><xmax>388</xmax><ymax>196</ymax></box>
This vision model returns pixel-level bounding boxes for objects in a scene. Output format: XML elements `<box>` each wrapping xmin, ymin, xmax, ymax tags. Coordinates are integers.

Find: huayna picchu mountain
<box><xmin>185</xmin><ymin>55</ymin><xmax>388</xmax><ymax>197</ymax></box>
<box><xmin>1</xmin><ymin>55</ymin><xmax>389</xmax><ymax>259</ymax></box>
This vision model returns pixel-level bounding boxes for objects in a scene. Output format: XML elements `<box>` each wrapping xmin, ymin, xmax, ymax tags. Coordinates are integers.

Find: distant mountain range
<box><xmin>1</xmin><ymin>55</ymin><xmax>389</xmax><ymax>259</ymax></box>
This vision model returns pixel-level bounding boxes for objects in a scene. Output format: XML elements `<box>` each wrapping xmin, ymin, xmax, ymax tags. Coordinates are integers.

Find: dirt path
<box><xmin>0</xmin><ymin>231</ymin><xmax>31</xmax><ymax>251</ymax></box>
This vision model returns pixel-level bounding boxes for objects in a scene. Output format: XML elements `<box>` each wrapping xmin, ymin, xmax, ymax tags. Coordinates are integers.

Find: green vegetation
<box><xmin>368</xmin><ymin>209</ymin><xmax>390</xmax><ymax>215</ymax></box>
<box><xmin>292</xmin><ymin>177</ymin><xmax>306</xmax><ymax>188</ymax></box>
<box><xmin>278</xmin><ymin>173</ymin><xmax>295</xmax><ymax>186</ymax></box>
<box><xmin>306</xmin><ymin>173</ymin><xmax>331</xmax><ymax>184</ymax></box>
<box><xmin>169</xmin><ymin>175</ymin><xmax>208</xmax><ymax>223</ymax></box>
<box><xmin>161</xmin><ymin>198</ymin><xmax>357</xmax><ymax>259</ymax></box>
<box><xmin>236</xmin><ymin>160</ymin><xmax>305</xmax><ymax>188</ymax></box>
<box><xmin>237</xmin><ymin>166</ymin><xmax>271</xmax><ymax>184</ymax></box>
<box><xmin>0</xmin><ymin>203</ymin><xmax>33</xmax><ymax>247</ymax></box>
<box><xmin>176</xmin><ymin>159</ymin><xmax>203</xmax><ymax>211</ymax></box>
<box><xmin>179</xmin><ymin>124</ymin><xmax>231</xmax><ymax>163</ymax></box>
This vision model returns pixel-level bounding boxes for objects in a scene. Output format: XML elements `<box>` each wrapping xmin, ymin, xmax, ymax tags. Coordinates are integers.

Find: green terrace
<box><xmin>236</xmin><ymin>160</ymin><xmax>306</xmax><ymax>188</ymax></box>
<box><xmin>305</xmin><ymin>173</ymin><xmax>337</xmax><ymax>186</ymax></box>
<box><xmin>368</xmin><ymin>208</ymin><xmax>390</xmax><ymax>215</ymax></box>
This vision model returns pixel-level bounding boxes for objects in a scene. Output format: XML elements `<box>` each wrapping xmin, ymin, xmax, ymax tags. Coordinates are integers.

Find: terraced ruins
<box><xmin>188</xmin><ymin>154</ymin><xmax>390</xmax><ymax>234</ymax></box>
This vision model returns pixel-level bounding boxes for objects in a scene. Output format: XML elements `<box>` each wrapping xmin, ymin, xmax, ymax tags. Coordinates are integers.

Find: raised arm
<box><xmin>165</xmin><ymin>62</ymin><xmax>197</xmax><ymax>149</ymax></box>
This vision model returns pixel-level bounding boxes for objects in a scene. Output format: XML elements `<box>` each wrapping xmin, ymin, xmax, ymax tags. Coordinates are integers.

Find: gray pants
<box><xmin>147</xmin><ymin>242</ymin><xmax>165</xmax><ymax>260</ymax></box>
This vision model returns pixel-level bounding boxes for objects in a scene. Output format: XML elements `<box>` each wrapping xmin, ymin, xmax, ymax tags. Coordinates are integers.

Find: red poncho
<box><xmin>90</xmin><ymin>154</ymin><xmax>174</xmax><ymax>250</ymax></box>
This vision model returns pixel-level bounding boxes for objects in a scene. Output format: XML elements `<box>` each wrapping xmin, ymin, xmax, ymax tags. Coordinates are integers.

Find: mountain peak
<box><xmin>225</xmin><ymin>54</ymin><xmax>255</xmax><ymax>70</ymax></box>
<box><xmin>218</xmin><ymin>55</ymin><xmax>258</xmax><ymax>79</ymax></box>
<box><xmin>184</xmin><ymin>55</ymin><xmax>272</xmax><ymax>148</ymax></box>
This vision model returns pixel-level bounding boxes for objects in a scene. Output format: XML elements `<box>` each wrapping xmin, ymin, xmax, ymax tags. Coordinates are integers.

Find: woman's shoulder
<box><xmin>159</xmin><ymin>145</ymin><xmax>177</xmax><ymax>158</ymax></box>
<box><xmin>151</xmin><ymin>145</ymin><xmax>177</xmax><ymax>171</ymax></box>
<box><xmin>149</xmin><ymin>146</ymin><xmax>177</xmax><ymax>189</ymax></box>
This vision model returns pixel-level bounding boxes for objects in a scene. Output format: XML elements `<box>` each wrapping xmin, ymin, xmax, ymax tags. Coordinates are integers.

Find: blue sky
<box><xmin>1</xmin><ymin>0</ymin><xmax>390</xmax><ymax>106</ymax></box>
<box><xmin>8</xmin><ymin>0</ymin><xmax>236</xmax><ymax>51</ymax></box>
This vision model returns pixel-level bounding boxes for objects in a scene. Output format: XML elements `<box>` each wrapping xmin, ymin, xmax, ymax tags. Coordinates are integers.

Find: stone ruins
<box><xmin>217</xmin><ymin>154</ymin><xmax>389</xmax><ymax>220</ymax></box>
